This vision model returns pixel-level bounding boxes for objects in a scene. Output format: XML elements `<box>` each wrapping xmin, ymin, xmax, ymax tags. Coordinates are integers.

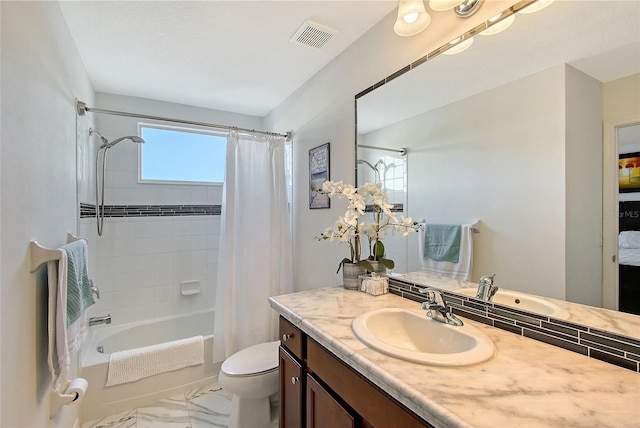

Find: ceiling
<box><xmin>358</xmin><ymin>0</ymin><xmax>640</xmax><ymax>134</ymax></box>
<box><xmin>58</xmin><ymin>1</ymin><xmax>397</xmax><ymax>117</ymax></box>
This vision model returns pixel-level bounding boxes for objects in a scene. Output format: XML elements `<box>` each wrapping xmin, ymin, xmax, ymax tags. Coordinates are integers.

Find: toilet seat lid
<box><xmin>221</xmin><ymin>340</ymin><xmax>280</xmax><ymax>376</ymax></box>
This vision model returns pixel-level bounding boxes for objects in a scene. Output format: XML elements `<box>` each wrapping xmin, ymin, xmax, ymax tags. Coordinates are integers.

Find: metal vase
<box><xmin>343</xmin><ymin>263</ymin><xmax>366</xmax><ymax>290</ymax></box>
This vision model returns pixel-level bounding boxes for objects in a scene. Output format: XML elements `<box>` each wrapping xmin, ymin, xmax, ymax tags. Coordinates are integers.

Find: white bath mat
<box><xmin>106</xmin><ymin>335</ymin><xmax>204</xmax><ymax>387</ymax></box>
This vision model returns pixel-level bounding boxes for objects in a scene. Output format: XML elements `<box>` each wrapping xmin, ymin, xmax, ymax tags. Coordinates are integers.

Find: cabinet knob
<box><xmin>282</xmin><ymin>333</ymin><xmax>293</xmax><ymax>341</ymax></box>
<box><xmin>291</xmin><ymin>376</ymin><xmax>300</xmax><ymax>385</ymax></box>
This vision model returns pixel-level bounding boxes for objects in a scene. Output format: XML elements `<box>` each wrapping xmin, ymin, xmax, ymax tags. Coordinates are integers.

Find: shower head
<box><xmin>106</xmin><ymin>135</ymin><xmax>146</xmax><ymax>149</ymax></box>
<box><xmin>357</xmin><ymin>159</ymin><xmax>379</xmax><ymax>172</ymax></box>
<box><xmin>374</xmin><ymin>159</ymin><xmax>386</xmax><ymax>169</ymax></box>
<box><xmin>89</xmin><ymin>128</ymin><xmax>145</xmax><ymax>149</ymax></box>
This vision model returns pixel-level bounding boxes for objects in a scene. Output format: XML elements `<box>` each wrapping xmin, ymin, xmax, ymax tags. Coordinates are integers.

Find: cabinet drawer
<box><xmin>307</xmin><ymin>339</ymin><xmax>432</xmax><ymax>428</ymax></box>
<box><xmin>279</xmin><ymin>316</ymin><xmax>304</xmax><ymax>360</ymax></box>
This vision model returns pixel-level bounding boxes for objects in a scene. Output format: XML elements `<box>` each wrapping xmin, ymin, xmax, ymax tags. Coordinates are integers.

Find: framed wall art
<box><xmin>309</xmin><ymin>142</ymin><xmax>330</xmax><ymax>209</ymax></box>
<box><xmin>619</xmin><ymin>152</ymin><xmax>640</xmax><ymax>193</ymax></box>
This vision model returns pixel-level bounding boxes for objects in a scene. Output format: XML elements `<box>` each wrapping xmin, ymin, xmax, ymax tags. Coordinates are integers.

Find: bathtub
<box><xmin>80</xmin><ymin>309</ymin><xmax>219</xmax><ymax>422</ymax></box>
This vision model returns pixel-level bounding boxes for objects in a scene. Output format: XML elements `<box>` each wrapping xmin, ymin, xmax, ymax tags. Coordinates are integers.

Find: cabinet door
<box><xmin>307</xmin><ymin>339</ymin><xmax>433</xmax><ymax>428</ymax></box>
<box><xmin>280</xmin><ymin>346</ymin><xmax>303</xmax><ymax>428</ymax></box>
<box><xmin>306</xmin><ymin>374</ymin><xmax>355</xmax><ymax>428</ymax></box>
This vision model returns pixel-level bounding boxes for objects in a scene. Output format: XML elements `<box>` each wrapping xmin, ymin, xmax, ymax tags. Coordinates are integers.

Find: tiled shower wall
<box><xmin>79</xmin><ymin>215</ymin><xmax>219</xmax><ymax>325</ymax></box>
<box><xmin>77</xmin><ymin>139</ymin><xmax>224</xmax><ymax>326</ymax></box>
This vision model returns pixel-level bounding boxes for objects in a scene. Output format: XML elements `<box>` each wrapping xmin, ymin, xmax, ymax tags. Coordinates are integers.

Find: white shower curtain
<box><xmin>213</xmin><ymin>131</ymin><xmax>293</xmax><ymax>362</ymax></box>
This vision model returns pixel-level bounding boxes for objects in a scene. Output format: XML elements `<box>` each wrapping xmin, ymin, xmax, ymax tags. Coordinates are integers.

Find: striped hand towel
<box><xmin>61</xmin><ymin>240</ymin><xmax>93</xmax><ymax>326</ymax></box>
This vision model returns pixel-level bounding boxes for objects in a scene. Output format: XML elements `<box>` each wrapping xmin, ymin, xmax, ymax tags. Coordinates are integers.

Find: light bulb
<box><xmin>443</xmin><ymin>36</ymin><xmax>474</xmax><ymax>55</ymax></box>
<box><xmin>394</xmin><ymin>1</ymin><xmax>431</xmax><ymax>37</ymax></box>
<box><xmin>403</xmin><ymin>12</ymin><xmax>419</xmax><ymax>24</ymax></box>
<box><xmin>480</xmin><ymin>13</ymin><xmax>515</xmax><ymax>36</ymax></box>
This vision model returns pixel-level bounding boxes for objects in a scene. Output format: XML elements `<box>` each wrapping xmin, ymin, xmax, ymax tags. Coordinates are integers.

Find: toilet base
<box><xmin>229</xmin><ymin>395</ymin><xmax>271</xmax><ymax>428</ymax></box>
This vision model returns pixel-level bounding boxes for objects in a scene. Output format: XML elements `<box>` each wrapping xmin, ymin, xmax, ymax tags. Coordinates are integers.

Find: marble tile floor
<box><xmin>81</xmin><ymin>383</ymin><xmax>234</xmax><ymax>428</ymax></box>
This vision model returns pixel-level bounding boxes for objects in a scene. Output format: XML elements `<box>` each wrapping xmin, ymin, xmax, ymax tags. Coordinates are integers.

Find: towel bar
<box><xmin>418</xmin><ymin>220</ymin><xmax>481</xmax><ymax>234</ymax></box>
<box><xmin>29</xmin><ymin>233</ymin><xmax>84</xmax><ymax>272</ymax></box>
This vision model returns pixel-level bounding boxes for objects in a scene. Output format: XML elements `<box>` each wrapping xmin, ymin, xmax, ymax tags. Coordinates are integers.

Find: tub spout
<box><xmin>89</xmin><ymin>315</ymin><xmax>111</xmax><ymax>326</ymax></box>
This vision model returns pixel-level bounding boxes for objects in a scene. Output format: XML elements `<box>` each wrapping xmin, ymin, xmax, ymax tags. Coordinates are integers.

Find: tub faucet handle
<box><xmin>89</xmin><ymin>280</ymin><xmax>100</xmax><ymax>301</ymax></box>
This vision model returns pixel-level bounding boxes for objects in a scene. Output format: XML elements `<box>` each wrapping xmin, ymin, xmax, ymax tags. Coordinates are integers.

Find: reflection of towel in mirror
<box><xmin>418</xmin><ymin>223</ymin><xmax>475</xmax><ymax>281</ymax></box>
<box><xmin>424</xmin><ymin>224</ymin><xmax>461</xmax><ymax>263</ymax></box>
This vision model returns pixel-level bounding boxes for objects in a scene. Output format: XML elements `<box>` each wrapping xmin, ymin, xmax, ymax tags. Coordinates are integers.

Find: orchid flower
<box><xmin>315</xmin><ymin>180</ymin><xmax>422</xmax><ymax>273</ymax></box>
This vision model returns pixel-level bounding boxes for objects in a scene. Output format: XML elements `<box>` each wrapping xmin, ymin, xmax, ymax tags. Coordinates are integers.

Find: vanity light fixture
<box><xmin>443</xmin><ymin>35</ymin><xmax>474</xmax><ymax>55</ymax></box>
<box><xmin>428</xmin><ymin>0</ymin><xmax>464</xmax><ymax>12</ymax></box>
<box><xmin>519</xmin><ymin>0</ymin><xmax>555</xmax><ymax>14</ymax></box>
<box><xmin>479</xmin><ymin>12</ymin><xmax>515</xmax><ymax>36</ymax></box>
<box><xmin>394</xmin><ymin>0</ymin><xmax>431</xmax><ymax>37</ymax></box>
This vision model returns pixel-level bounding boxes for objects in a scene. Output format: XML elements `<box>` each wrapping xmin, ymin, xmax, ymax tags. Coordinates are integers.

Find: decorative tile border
<box><xmin>364</xmin><ymin>203</ymin><xmax>404</xmax><ymax>213</ymax></box>
<box><xmin>388</xmin><ymin>277</ymin><xmax>640</xmax><ymax>373</ymax></box>
<box><xmin>80</xmin><ymin>203</ymin><xmax>221</xmax><ymax>218</ymax></box>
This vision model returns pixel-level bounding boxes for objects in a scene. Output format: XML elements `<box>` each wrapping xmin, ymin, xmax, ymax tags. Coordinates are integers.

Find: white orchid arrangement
<box><xmin>316</xmin><ymin>180</ymin><xmax>422</xmax><ymax>273</ymax></box>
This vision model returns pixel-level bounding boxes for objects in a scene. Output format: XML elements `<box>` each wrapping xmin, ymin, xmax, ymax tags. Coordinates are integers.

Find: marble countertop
<box><xmin>269</xmin><ymin>287</ymin><xmax>640</xmax><ymax>428</ymax></box>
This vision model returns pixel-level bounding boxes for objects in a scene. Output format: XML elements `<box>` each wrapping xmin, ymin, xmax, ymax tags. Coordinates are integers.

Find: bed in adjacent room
<box><xmin>618</xmin><ymin>201</ymin><xmax>640</xmax><ymax>315</ymax></box>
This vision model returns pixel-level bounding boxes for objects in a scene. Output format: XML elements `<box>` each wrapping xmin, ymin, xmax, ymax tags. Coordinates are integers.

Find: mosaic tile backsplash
<box><xmin>389</xmin><ymin>277</ymin><xmax>640</xmax><ymax>373</ymax></box>
<box><xmin>81</xmin><ymin>203</ymin><xmax>221</xmax><ymax>218</ymax></box>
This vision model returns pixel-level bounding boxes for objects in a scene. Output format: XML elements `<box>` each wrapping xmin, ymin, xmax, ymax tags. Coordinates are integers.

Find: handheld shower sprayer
<box><xmin>107</xmin><ymin>135</ymin><xmax>146</xmax><ymax>148</ymax></box>
<box><xmin>89</xmin><ymin>128</ymin><xmax>147</xmax><ymax>236</ymax></box>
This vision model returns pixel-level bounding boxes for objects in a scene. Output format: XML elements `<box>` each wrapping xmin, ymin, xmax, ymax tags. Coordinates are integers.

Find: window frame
<box><xmin>137</xmin><ymin>122</ymin><xmax>226</xmax><ymax>186</ymax></box>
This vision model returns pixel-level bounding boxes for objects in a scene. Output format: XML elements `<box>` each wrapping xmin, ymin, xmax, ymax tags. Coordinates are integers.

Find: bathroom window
<box><xmin>139</xmin><ymin>124</ymin><xmax>226</xmax><ymax>184</ymax></box>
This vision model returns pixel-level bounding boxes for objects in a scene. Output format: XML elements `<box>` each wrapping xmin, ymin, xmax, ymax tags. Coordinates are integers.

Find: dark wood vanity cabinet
<box><xmin>307</xmin><ymin>373</ymin><xmax>356</xmax><ymax>427</ymax></box>
<box><xmin>278</xmin><ymin>316</ymin><xmax>433</xmax><ymax>428</ymax></box>
<box><xmin>279</xmin><ymin>317</ymin><xmax>305</xmax><ymax>428</ymax></box>
<box><xmin>279</xmin><ymin>346</ymin><xmax>304</xmax><ymax>428</ymax></box>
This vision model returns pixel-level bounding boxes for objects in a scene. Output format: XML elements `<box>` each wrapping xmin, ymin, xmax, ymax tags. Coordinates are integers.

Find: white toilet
<box><xmin>218</xmin><ymin>340</ymin><xmax>280</xmax><ymax>428</ymax></box>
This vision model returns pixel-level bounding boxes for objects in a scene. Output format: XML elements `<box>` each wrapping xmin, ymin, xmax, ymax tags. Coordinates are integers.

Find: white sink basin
<box><xmin>352</xmin><ymin>308</ymin><xmax>495</xmax><ymax>366</ymax></box>
<box><xmin>454</xmin><ymin>288</ymin><xmax>570</xmax><ymax>319</ymax></box>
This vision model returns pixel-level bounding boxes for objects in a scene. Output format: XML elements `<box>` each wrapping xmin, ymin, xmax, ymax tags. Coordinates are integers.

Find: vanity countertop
<box><xmin>269</xmin><ymin>287</ymin><xmax>640</xmax><ymax>428</ymax></box>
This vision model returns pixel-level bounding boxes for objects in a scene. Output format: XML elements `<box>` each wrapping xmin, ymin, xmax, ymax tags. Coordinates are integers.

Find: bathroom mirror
<box><xmin>356</xmin><ymin>1</ymin><xmax>640</xmax><ymax>330</ymax></box>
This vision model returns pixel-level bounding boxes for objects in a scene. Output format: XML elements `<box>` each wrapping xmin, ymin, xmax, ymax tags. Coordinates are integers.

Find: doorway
<box><xmin>603</xmin><ymin>121</ymin><xmax>640</xmax><ymax>311</ymax></box>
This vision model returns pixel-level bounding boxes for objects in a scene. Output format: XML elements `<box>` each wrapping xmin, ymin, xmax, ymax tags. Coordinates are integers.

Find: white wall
<box><xmin>564</xmin><ymin>65</ymin><xmax>603</xmax><ymax>306</ymax></box>
<box><xmin>1</xmin><ymin>1</ymin><xmax>95</xmax><ymax>426</ymax></box>
<box><xmin>265</xmin><ymin>1</ymin><xmax>518</xmax><ymax>291</ymax></box>
<box><xmin>605</xmin><ymin>73</ymin><xmax>640</xmax><ymax>203</ymax></box>
<box><xmin>604</xmin><ymin>73</ymin><xmax>640</xmax><ymax>124</ymax></box>
<box><xmin>79</xmin><ymin>93</ymin><xmax>263</xmax><ymax>325</ymax></box>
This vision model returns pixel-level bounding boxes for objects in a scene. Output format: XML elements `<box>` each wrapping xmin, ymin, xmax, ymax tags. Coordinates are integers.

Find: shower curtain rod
<box><xmin>357</xmin><ymin>144</ymin><xmax>407</xmax><ymax>156</ymax></box>
<box><xmin>76</xmin><ymin>100</ymin><xmax>292</xmax><ymax>141</ymax></box>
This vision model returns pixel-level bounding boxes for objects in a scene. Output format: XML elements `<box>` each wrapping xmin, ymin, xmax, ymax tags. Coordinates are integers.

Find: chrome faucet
<box><xmin>418</xmin><ymin>288</ymin><xmax>463</xmax><ymax>326</ymax></box>
<box><xmin>476</xmin><ymin>274</ymin><xmax>498</xmax><ymax>301</ymax></box>
<box><xmin>89</xmin><ymin>314</ymin><xmax>111</xmax><ymax>326</ymax></box>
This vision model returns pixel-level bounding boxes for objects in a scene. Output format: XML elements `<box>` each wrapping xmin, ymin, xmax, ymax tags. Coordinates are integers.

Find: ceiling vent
<box><xmin>290</xmin><ymin>20</ymin><xmax>338</xmax><ymax>50</ymax></box>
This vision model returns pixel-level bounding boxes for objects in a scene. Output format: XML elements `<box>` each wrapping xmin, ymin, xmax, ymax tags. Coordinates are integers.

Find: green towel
<box><xmin>62</xmin><ymin>241</ymin><xmax>94</xmax><ymax>326</ymax></box>
<box><xmin>424</xmin><ymin>224</ymin><xmax>462</xmax><ymax>263</ymax></box>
